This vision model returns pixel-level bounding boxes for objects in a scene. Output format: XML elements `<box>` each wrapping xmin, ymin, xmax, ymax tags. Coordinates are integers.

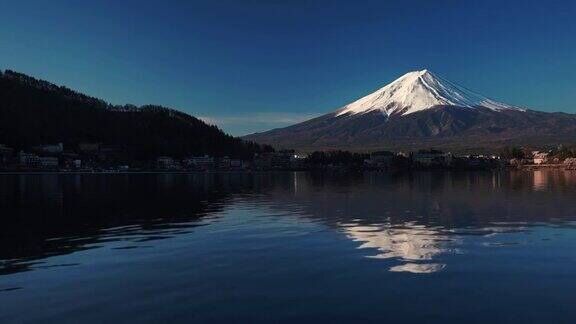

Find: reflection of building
<box><xmin>532</xmin><ymin>171</ymin><xmax>547</xmax><ymax>191</ymax></box>
<box><xmin>340</xmin><ymin>222</ymin><xmax>451</xmax><ymax>273</ymax></box>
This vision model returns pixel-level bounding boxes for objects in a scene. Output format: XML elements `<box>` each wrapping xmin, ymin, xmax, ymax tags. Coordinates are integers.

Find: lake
<box><xmin>1</xmin><ymin>171</ymin><xmax>576</xmax><ymax>323</ymax></box>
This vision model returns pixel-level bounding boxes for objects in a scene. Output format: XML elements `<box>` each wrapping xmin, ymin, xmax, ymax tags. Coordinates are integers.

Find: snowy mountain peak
<box><xmin>336</xmin><ymin>69</ymin><xmax>525</xmax><ymax>117</ymax></box>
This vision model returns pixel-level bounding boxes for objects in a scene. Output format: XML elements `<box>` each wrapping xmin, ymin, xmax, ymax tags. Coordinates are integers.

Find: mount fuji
<box><xmin>244</xmin><ymin>70</ymin><xmax>576</xmax><ymax>151</ymax></box>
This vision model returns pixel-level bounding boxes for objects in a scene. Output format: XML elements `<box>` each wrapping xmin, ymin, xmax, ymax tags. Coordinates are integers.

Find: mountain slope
<box><xmin>244</xmin><ymin>70</ymin><xmax>576</xmax><ymax>151</ymax></box>
<box><xmin>0</xmin><ymin>70</ymin><xmax>271</xmax><ymax>159</ymax></box>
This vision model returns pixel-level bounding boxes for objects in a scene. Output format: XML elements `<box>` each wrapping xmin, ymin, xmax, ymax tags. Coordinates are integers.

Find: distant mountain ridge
<box><xmin>0</xmin><ymin>69</ymin><xmax>271</xmax><ymax>159</ymax></box>
<box><xmin>244</xmin><ymin>70</ymin><xmax>576</xmax><ymax>152</ymax></box>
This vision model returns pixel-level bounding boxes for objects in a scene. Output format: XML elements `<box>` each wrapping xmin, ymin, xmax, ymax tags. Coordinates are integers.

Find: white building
<box><xmin>38</xmin><ymin>157</ymin><xmax>59</xmax><ymax>169</ymax></box>
<box><xmin>532</xmin><ymin>151</ymin><xmax>549</xmax><ymax>165</ymax></box>
<box><xmin>156</xmin><ymin>156</ymin><xmax>177</xmax><ymax>170</ymax></box>
<box><xmin>18</xmin><ymin>151</ymin><xmax>40</xmax><ymax>168</ymax></box>
<box><xmin>184</xmin><ymin>155</ymin><xmax>216</xmax><ymax>170</ymax></box>
<box><xmin>413</xmin><ymin>151</ymin><xmax>453</xmax><ymax>166</ymax></box>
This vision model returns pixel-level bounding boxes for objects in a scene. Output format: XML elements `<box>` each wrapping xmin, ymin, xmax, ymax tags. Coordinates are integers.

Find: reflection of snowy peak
<box><xmin>336</xmin><ymin>69</ymin><xmax>524</xmax><ymax>117</ymax></box>
<box><xmin>341</xmin><ymin>223</ymin><xmax>451</xmax><ymax>273</ymax></box>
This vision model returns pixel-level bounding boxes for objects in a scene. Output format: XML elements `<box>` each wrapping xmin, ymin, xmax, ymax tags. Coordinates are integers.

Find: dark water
<box><xmin>1</xmin><ymin>171</ymin><xmax>576</xmax><ymax>323</ymax></box>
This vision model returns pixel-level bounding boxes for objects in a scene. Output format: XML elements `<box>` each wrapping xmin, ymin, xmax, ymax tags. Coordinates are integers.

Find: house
<box><xmin>38</xmin><ymin>156</ymin><xmax>59</xmax><ymax>169</ymax></box>
<box><xmin>61</xmin><ymin>153</ymin><xmax>82</xmax><ymax>169</ymax></box>
<box><xmin>532</xmin><ymin>151</ymin><xmax>549</xmax><ymax>165</ymax></box>
<box><xmin>253</xmin><ymin>152</ymin><xmax>298</xmax><ymax>170</ymax></box>
<box><xmin>18</xmin><ymin>151</ymin><xmax>40</xmax><ymax>168</ymax></box>
<box><xmin>156</xmin><ymin>156</ymin><xmax>178</xmax><ymax>170</ymax></box>
<box><xmin>184</xmin><ymin>155</ymin><xmax>216</xmax><ymax>170</ymax></box>
<box><xmin>413</xmin><ymin>150</ymin><xmax>453</xmax><ymax>166</ymax></box>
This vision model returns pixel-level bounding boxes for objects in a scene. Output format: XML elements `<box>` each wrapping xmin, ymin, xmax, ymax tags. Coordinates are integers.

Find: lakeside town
<box><xmin>1</xmin><ymin>142</ymin><xmax>576</xmax><ymax>173</ymax></box>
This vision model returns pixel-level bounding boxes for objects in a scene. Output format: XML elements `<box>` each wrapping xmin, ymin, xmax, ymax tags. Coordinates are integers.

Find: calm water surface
<box><xmin>1</xmin><ymin>171</ymin><xmax>576</xmax><ymax>323</ymax></box>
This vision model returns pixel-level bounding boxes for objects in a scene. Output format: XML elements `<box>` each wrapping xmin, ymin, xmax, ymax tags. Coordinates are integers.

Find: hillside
<box><xmin>0</xmin><ymin>70</ymin><xmax>272</xmax><ymax>159</ymax></box>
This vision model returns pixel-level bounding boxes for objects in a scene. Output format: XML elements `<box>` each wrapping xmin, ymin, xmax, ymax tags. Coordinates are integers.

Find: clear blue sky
<box><xmin>1</xmin><ymin>0</ymin><xmax>575</xmax><ymax>135</ymax></box>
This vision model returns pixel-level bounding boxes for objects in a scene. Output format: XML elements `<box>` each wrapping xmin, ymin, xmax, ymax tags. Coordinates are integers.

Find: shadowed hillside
<box><xmin>0</xmin><ymin>70</ymin><xmax>273</xmax><ymax>159</ymax></box>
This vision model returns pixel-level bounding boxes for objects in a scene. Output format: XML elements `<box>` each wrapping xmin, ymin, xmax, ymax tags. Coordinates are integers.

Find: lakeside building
<box><xmin>8</xmin><ymin>139</ymin><xmax>576</xmax><ymax>172</ymax></box>
<box><xmin>72</xmin><ymin>159</ymin><xmax>82</xmax><ymax>169</ymax></box>
<box><xmin>184</xmin><ymin>155</ymin><xmax>216</xmax><ymax>170</ymax></box>
<box><xmin>366</xmin><ymin>151</ymin><xmax>396</xmax><ymax>168</ymax></box>
<box><xmin>38</xmin><ymin>156</ymin><xmax>59</xmax><ymax>169</ymax></box>
<box><xmin>413</xmin><ymin>150</ymin><xmax>453</xmax><ymax>166</ymax></box>
<box><xmin>532</xmin><ymin>151</ymin><xmax>549</xmax><ymax>164</ymax></box>
<box><xmin>61</xmin><ymin>152</ymin><xmax>82</xmax><ymax>170</ymax></box>
<box><xmin>455</xmin><ymin>155</ymin><xmax>505</xmax><ymax>169</ymax></box>
<box><xmin>156</xmin><ymin>156</ymin><xmax>179</xmax><ymax>170</ymax></box>
<box><xmin>18</xmin><ymin>151</ymin><xmax>40</xmax><ymax>168</ymax></box>
<box><xmin>253</xmin><ymin>151</ymin><xmax>303</xmax><ymax>170</ymax></box>
<box><xmin>18</xmin><ymin>151</ymin><xmax>59</xmax><ymax>170</ymax></box>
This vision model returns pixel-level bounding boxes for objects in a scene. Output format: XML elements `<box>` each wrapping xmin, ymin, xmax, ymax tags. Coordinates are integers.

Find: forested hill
<box><xmin>0</xmin><ymin>70</ymin><xmax>273</xmax><ymax>159</ymax></box>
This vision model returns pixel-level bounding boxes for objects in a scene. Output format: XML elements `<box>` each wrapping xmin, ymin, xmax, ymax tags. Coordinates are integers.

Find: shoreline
<box><xmin>0</xmin><ymin>167</ymin><xmax>574</xmax><ymax>175</ymax></box>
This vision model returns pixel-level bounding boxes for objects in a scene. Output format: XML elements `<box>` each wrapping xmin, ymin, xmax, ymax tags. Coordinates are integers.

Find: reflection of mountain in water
<box><xmin>1</xmin><ymin>170</ymin><xmax>576</xmax><ymax>276</ymax></box>
<box><xmin>340</xmin><ymin>222</ymin><xmax>453</xmax><ymax>273</ymax></box>
<box><xmin>255</xmin><ymin>171</ymin><xmax>576</xmax><ymax>273</ymax></box>
<box><xmin>280</xmin><ymin>171</ymin><xmax>576</xmax><ymax>226</ymax></box>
